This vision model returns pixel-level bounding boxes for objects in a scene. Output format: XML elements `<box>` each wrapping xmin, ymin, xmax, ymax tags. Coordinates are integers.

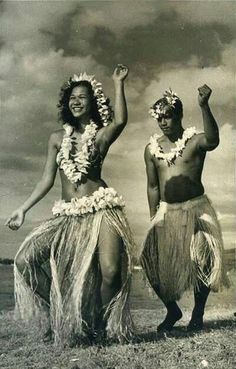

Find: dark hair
<box><xmin>153</xmin><ymin>97</ymin><xmax>183</xmax><ymax>119</ymax></box>
<box><xmin>57</xmin><ymin>80</ymin><xmax>105</xmax><ymax>128</ymax></box>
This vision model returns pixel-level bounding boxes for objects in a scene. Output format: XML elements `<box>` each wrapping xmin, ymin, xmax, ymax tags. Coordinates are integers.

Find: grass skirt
<box><xmin>140</xmin><ymin>195</ymin><xmax>229</xmax><ymax>302</ymax></box>
<box><xmin>14</xmin><ymin>193</ymin><xmax>134</xmax><ymax>346</ymax></box>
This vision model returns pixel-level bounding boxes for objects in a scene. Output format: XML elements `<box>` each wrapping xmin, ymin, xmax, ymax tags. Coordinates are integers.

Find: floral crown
<box><xmin>66</xmin><ymin>72</ymin><xmax>113</xmax><ymax>126</ymax></box>
<box><xmin>149</xmin><ymin>88</ymin><xmax>180</xmax><ymax>120</ymax></box>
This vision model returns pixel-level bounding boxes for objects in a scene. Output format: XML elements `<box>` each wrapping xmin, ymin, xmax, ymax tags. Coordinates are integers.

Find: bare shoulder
<box><xmin>95</xmin><ymin>126</ymin><xmax>106</xmax><ymax>143</ymax></box>
<box><xmin>144</xmin><ymin>142</ymin><xmax>153</xmax><ymax>161</ymax></box>
<box><xmin>190</xmin><ymin>132</ymin><xmax>205</xmax><ymax>145</ymax></box>
<box><xmin>49</xmin><ymin>129</ymin><xmax>64</xmax><ymax>149</ymax></box>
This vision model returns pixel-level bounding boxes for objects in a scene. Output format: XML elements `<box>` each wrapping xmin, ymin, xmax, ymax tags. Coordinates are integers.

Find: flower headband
<box><xmin>66</xmin><ymin>72</ymin><xmax>113</xmax><ymax>126</ymax></box>
<box><xmin>149</xmin><ymin>88</ymin><xmax>180</xmax><ymax>120</ymax></box>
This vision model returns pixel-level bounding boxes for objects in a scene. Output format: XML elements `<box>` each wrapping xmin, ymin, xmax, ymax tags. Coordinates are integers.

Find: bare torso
<box><xmin>55</xmin><ymin>129</ymin><xmax>109</xmax><ymax>201</ymax></box>
<box><xmin>153</xmin><ymin>134</ymin><xmax>206</xmax><ymax>203</ymax></box>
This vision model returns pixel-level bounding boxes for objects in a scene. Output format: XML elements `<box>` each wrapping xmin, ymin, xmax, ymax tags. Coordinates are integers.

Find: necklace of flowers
<box><xmin>149</xmin><ymin>127</ymin><xmax>197</xmax><ymax>166</ymax></box>
<box><xmin>57</xmin><ymin>120</ymin><xmax>98</xmax><ymax>184</ymax></box>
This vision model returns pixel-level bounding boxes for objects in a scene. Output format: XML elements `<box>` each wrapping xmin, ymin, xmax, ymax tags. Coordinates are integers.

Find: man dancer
<box><xmin>140</xmin><ymin>85</ymin><xmax>229</xmax><ymax>331</ymax></box>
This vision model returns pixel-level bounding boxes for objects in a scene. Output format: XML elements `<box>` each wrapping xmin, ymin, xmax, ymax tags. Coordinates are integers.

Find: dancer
<box><xmin>140</xmin><ymin>85</ymin><xmax>229</xmax><ymax>331</ymax></box>
<box><xmin>6</xmin><ymin>65</ymin><xmax>134</xmax><ymax>346</ymax></box>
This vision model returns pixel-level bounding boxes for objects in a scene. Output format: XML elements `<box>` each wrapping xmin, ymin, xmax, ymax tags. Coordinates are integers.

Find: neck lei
<box><xmin>149</xmin><ymin>127</ymin><xmax>197</xmax><ymax>166</ymax></box>
<box><xmin>57</xmin><ymin>120</ymin><xmax>98</xmax><ymax>184</ymax></box>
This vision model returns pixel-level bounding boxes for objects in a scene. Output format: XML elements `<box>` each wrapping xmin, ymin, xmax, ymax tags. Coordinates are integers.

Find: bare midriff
<box><xmin>59</xmin><ymin>169</ymin><xmax>108</xmax><ymax>202</ymax></box>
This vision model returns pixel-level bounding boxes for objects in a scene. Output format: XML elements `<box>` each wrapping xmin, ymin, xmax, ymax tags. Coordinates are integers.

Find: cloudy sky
<box><xmin>0</xmin><ymin>0</ymin><xmax>235</xmax><ymax>258</ymax></box>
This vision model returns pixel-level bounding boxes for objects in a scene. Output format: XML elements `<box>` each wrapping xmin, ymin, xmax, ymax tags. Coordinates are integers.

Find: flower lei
<box><xmin>67</xmin><ymin>73</ymin><xmax>113</xmax><ymax>126</ymax></box>
<box><xmin>56</xmin><ymin>120</ymin><xmax>98</xmax><ymax>184</ymax></box>
<box><xmin>52</xmin><ymin>187</ymin><xmax>125</xmax><ymax>216</ymax></box>
<box><xmin>149</xmin><ymin>127</ymin><xmax>197</xmax><ymax>166</ymax></box>
<box><xmin>149</xmin><ymin>88</ymin><xmax>180</xmax><ymax>120</ymax></box>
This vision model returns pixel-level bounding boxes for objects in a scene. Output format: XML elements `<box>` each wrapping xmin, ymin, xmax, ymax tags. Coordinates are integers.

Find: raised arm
<box><xmin>144</xmin><ymin>145</ymin><xmax>160</xmax><ymax>219</ymax></box>
<box><xmin>96</xmin><ymin>64</ymin><xmax>129</xmax><ymax>154</ymax></box>
<box><xmin>197</xmin><ymin>84</ymin><xmax>220</xmax><ymax>151</ymax></box>
<box><xmin>5</xmin><ymin>131</ymin><xmax>59</xmax><ymax>230</ymax></box>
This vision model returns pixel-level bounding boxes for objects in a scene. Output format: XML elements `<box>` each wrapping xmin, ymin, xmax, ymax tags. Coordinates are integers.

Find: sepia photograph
<box><xmin>0</xmin><ymin>1</ymin><xmax>235</xmax><ymax>368</ymax></box>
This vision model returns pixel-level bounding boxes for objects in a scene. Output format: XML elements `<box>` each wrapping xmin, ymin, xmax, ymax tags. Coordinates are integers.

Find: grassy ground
<box><xmin>0</xmin><ymin>307</ymin><xmax>235</xmax><ymax>369</ymax></box>
<box><xmin>1</xmin><ymin>263</ymin><xmax>235</xmax><ymax>369</ymax></box>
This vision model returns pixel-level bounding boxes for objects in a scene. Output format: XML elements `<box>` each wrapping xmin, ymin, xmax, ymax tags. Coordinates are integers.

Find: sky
<box><xmin>0</xmin><ymin>0</ymin><xmax>235</xmax><ymax>259</ymax></box>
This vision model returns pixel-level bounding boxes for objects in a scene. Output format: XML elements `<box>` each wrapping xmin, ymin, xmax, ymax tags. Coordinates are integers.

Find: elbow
<box><xmin>207</xmin><ymin>137</ymin><xmax>220</xmax><ymax>151</ymax></box>
<box><xmin>46</xmin><ymin>178</ymin><xmax>55</xmax><ymax>190</ymax></box>
<box><xmin>148</xmin><ymin>184</ymin><xmax>159</xmax><ymax>193</ymax></box>
<box><xmin>115</xmin><ymin>119</ymin><xmax>127</xmax><ymax>128</ymax></box>
<box><xmin>40</xmin><ymin>177</ymin><xmax>55</xmax><ymax>191</ymax></box>
<box><xmin>215</xmin><ymin>137</ymin><xmax>220</xmax><ymax>148</ymax></box>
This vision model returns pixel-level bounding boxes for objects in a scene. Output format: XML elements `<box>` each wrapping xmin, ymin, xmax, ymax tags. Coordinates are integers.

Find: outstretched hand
<box><xmin>112</xmin><ymin>64</ymin><xmax>129</xmax><ymax>82</ymax></box>
<box><xmin>5</xmin><ymin>208</ymin><xmax>25</xmax><ymax>231</ymax></box>
<box><xmin>198</xmin><ymin>84</ymin><xmax>212</xmax><ymax>107</ymax></box>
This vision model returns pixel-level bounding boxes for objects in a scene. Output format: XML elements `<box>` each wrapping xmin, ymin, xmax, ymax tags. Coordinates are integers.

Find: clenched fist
<box><xmin>112</xmin><ymin>64</ymin><xmax>129</xmax><ymax>82</ymax></box>
<box><xmin>198</xmin><ymin>84</ymin><xmax>212</xmax><ymax>107</ymax></box>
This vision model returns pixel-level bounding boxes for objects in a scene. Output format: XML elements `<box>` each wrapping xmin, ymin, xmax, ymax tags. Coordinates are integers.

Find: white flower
<box><xmin>149</xmin><ymin>127</ymin><xmax>197</xmax><ymax>166</ymax></box>
<box><xmin>51</xmin><ymin>187</ymin><xmax>125</xmax><ymax>216</ymax></box>
<box><xmin>56</xmin><ymin>121</ymin><xmax>98</xmax><ymax>184</ymax></box>
<box><xmin>68</xmin><ymin>73</ymin><xmax>113</xmax><ymax>126</ymax></box>
<box><xmin>149</xmin><ymin>88</ymin><xmax>181</xmax><ymax>120</ymax></box>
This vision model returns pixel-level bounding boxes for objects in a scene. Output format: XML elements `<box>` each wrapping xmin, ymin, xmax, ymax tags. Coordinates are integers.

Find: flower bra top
<box><xmin>56</xmin><ymin>121</ymin><xmax>104</xmax><ymax>184</ymax></box>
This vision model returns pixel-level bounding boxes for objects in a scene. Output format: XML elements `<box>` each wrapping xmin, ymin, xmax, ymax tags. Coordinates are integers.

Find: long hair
<box><xmin>57</xmin><ymin>80</ymin><xmax>105</xmax><ymax>129</ymax></box>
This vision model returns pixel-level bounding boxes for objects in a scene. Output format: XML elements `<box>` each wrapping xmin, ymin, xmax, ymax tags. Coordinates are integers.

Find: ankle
<box><xmin>166</xmin><ymin>302</ymin><xmax>182</xmax><ymax>315</ymax></box>
<box><xmin>192</xmin><ymin>305</ymin><xmax>205</xmax><ymax>318</ymax></box>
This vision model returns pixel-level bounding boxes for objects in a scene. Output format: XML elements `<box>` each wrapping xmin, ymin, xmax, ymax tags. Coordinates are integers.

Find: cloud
<box><xmin>78</xmin><ymin>2</ymin><xmax>157</xmax><ymax>33</ymax></box>
<box><xmin>0</xmin><ymin>1</ymin><xmax>78</xmax><ymax>46</ymax></box>
<box><xmin>0</xmin><ymin>1</ymin><xmax>235</xmax><ymax>258</ymax></box>
<box><xmin>203</xmin><ymin>123</ymin><xmax>235</xmax><ymax>213</ymax></box>
<box><xmin>145</xmin><ymin>54</ymin><xmax>235</xmax><ymax>110</ymax></box>
<box><xmin>169</xmin><ymin>1</ymin><xmax>236</xmax><ymax>28</ymax></box>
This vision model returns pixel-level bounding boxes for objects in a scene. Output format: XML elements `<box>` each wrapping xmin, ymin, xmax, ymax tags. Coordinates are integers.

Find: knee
<box><xmin>102</xmin><ymin>264</ymin><xmax>121</xmax><ymax>287</ymax></box>
<box><xmin>14</xmin><ymin>252</ymin><xmax>28</xmax><ymax>274</ymax></box>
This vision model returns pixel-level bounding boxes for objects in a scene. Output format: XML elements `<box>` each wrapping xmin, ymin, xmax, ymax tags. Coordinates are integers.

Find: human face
<box><xmin>157</xmin><ymin>106</ymin><xmax>180</xmax><ymax>135</ymax></box>
<box><xmin>68</xmin><ymin>85</ymin><xmax>92</xmax><ymax>120</ymax></box>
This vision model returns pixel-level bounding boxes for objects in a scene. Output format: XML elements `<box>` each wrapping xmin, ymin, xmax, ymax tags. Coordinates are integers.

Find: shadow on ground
<box><xmin>135</xmin><ymin>317</ymin><xmax>236</xmax><ymax>344</ymax></box>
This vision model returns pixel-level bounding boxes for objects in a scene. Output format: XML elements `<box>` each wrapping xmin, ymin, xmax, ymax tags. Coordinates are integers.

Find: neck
<box><xmin>166</xmin><ymin>127</ymin><xmax>184</xmax><ymax>142</ymax></box>
<box><xmin>72</xmin><ymin>116</ymin><xmax>92</xmax><ymax>133</ymax></box>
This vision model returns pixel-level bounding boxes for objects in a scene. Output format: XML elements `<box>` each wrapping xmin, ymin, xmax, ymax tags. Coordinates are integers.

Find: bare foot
<box><xmin>43</xmin><ymin>327</ymin><xmax>53</xmax><ymax>343</ymax></box>
<box><xmin>187</xmin><ymin>316</ymin><xmax>203</xmax><ymax>331</ymax></box>
<box><xmin>157</xmin><ymin>306</ymin><xmax>183</xmax><ymax>332</ymax></box>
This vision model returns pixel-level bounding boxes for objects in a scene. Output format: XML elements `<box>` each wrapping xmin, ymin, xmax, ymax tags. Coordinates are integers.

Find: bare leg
<box><xmin>97</xmin><ymin>218</ymin><xmax>122</xmax><ymax>328</ymax></box>
<box><xmin>187</xmin><ymin>228</ymin><xmax>211</xmax><ymax>331</ymax></box>
<box><xmin>15</xmin><ymin>247</ymin><xmax>52</xmax><ymax>340</ymax></box>
<box><xmin>141</xmin><ymin>230</ymin><xmax>182</xmax><ymax>332</ymax></box>
<box><xmin>152</xmin><ymin>285</ymin><xmax>182</xmax><ymax>332</ymax></box>
<box><xmin>15</xmin><ymin>249</ymin><xmax>51</xmax><ymax>305</ymax></box>
<box><xmin>187</xmin><ymin>281</ymin><xmax>210</xmax><ymax>331</ymax></box>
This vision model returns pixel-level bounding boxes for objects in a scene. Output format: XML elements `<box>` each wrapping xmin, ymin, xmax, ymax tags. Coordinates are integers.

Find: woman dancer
<box><xmin>6</xmin><ymin>65</ymin><xmax>134</xmax><ymax>346</ymax></box>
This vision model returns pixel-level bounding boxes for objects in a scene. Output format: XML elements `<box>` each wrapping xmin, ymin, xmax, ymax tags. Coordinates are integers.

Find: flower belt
<box><xmin>52</xmin><ymin>187</ymin><xmax>125</xmax><ymax>216</ymax></box>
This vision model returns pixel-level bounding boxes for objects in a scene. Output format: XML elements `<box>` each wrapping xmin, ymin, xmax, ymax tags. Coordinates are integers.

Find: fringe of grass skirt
<box><xmin>14</xmin><ymin>207</ymin><xmax>134</xmax><ymax>346</ymax></box>
<box><xmin>140</xmin><ymin>195</ymin><xmax>230</xmax><ymax>302</ymax></box>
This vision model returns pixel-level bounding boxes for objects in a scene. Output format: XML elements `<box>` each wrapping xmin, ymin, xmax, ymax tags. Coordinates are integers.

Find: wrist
<box><xmin>200</xmin><ymin>102</ymin><xmax>210</xmax><ymax>110</ymax></box>
<box><xmin>113</xmin><ymin>79</ymin><xmax>124</xmax><ymax>87</ymax></box>
<box><xmin>19</xmin><ymin>206</ymin><xmax>27</xmax><ymax>214</ymax></box>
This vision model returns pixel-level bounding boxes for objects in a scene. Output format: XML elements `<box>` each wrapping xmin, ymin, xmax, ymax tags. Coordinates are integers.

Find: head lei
<box><xmin>149</xmin><ymin>88</ymin><xmax>181</xmax><ymax>120</ymax></box>
<box><xmin>63</xmin><ymin>72</ymin><xmax>113</xmax><ymax>126</ymax></box>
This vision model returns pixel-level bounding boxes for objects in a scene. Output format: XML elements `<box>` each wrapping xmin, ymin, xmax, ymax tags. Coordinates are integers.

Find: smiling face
<box><xmin>68</xmin><ymin>85</ymin><xmax>92</xmax><ymax>120</ymax></box>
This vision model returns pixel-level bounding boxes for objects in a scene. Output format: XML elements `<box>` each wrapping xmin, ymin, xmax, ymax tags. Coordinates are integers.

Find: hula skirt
<box><xmin>140</xmin><ymin>195</ymin><xmax>229</xmax><ymax>302</ymax></box>
<box><xmin>14</xmin><ymin>188</ymin><xmax>134</xmax><ymax>345</ymax></box>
